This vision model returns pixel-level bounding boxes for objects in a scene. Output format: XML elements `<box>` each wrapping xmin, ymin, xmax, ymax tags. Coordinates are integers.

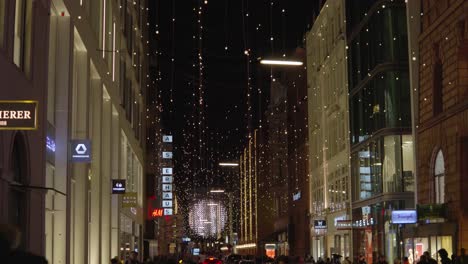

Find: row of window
<box><xmin>351</xmin><ymin>135</ymin><xmax>415</xmax><ymax>201</ymax></box>
<box><xmin>347</xmin><ymin>7</ymin><xmax>408</xmax><ymax>91</ymax></box>
<box><xmin>350</xmin><ymin>71</ymin><xmax>411</xmax><ymax>145</ymax></box>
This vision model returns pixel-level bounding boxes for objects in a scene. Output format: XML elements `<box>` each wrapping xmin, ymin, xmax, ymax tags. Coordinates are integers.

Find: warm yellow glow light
<box><xmin>219</xmin><ymin>162</ymin><xmax>239</xmax><ymax>167</ymax></box>
<box><xmin>260</xmin><ymin>59</ymin><xmax>303</xmax><ymax>66</ymax></box>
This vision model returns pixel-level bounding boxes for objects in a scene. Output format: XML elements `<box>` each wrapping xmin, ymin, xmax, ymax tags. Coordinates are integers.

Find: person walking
<box><xmin>125</xmin><ymin>251</ymin><xmax>141</xmax><ymax>264</ymax></box>
<box><xmin>438</xmin><ymin>249</ymin><xmax>452</xmax><ymax>264</ymax></box>
<box><xmin>460</xmin><ymin>249</ymin><xmax>468</xmax><ymax>264</ymax></box>
<box><xmin>0</xmin><ymin>224</ymin><xmax>48</xmax><ymax>264</ymax></box>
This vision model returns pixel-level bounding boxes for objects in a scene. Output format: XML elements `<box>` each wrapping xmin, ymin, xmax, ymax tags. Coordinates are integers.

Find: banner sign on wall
<box><xmin>122</xmin><ymin>192</ymin><xmax>138</xmax><ymax>207</ymax></box>
<box><xmin>163</xmin><ymin>192</ymin><xmax>173</xmax><ymax>199</ymax></box>
<box><xmin>162</xmin><ymin>184</ymin><xmax>173</xmax><ymax>191</ymax></box>
<box><xmin>70</xmin><ymin>140</ymin><xmax>92</xmax><ymax>163</ymax></box>
<box><xmin>0</xmin><ymin>100</ymin><xmax>38</xmax><ymax>130</ymax></box>
<box><xmin>162</xmin><ymin>200</ymin><xmax>173</xmax><ymax>208</ymax></box>
<box><xmin>162</xmin><ymin>168</ymin><xmax>173</xmax><ymax>175</ymax></box>
<box><xmin>163</xmin><ymin>152</ymin><xmax>173</xmax><ymax>159</ymax></box>
<box><xmin>164</xmin><ymin>208</ymin><xmax>173</xmax><ymax>216</ymax></box>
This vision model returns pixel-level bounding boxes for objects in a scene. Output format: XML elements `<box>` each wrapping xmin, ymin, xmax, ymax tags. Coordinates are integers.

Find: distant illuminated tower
<box><xmin>189</xmin><ymin>199</ymin><xmax>227</xmax><ymax>237</ymax></box>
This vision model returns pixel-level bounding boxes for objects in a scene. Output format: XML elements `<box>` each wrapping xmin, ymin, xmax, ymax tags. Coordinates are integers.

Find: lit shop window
<box><xmin>434</xmin><ymin>150</ymin><xmax>445</xmax><ymax>204</ymax></box>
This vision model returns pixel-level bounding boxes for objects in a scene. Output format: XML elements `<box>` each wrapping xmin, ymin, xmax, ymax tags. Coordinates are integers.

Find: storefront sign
<box><xmin>112</xmin><ymin>180</ymin><xmax>126</xmax><ymax>194</ymax></box>
<box><xmin>0</xmin><ymin>101</ymin><xmax>38</xmax><ymax>130</ymax></box>
<box><xmin>336</xmin><ymin>220</ymin><xmax>352</xmax><ymax>230</ymax></box>
<box><xmin>70</xmin><ymin>140</ymin><xmax>92</xmax><ymax>163</ymax></box>
<box><xmin>162</xmin><ymin>176</ymin><xmax>173</xmax><ymax>183</ymax></box>
<box><xmin>182</xmin><ymin>237</ymin><xmax>191</xmax><ymax>242</ymax></box>
<box><xmin>353</xmin><ymin>217</ymin><xmax>375</xmax><ymax>228</ymax></box>
<box><xmin>163</xmin><ymin>135</ymin><xmax>173</xmax><ymax>142</ymax></box>
<box><xmin>162</xmin><ymin>167</ymin><xmax>173</xmax><ymax>175</ymax></box>
<box><xmin>162</xmin><ymin>184</ymin><xmax>173</xmax><ymax>191</ymax></box>
<box><xmin>122</xmin><ymin>192</ymin><xmax>137</xmax><ymax>207</ymax></box>
<box><xmin>293</xmin><ymin>191</ymin><xmax>301</xmax><ymax>201</ymax></box>
<box><xmin>392</xmin><ymin>210</ymin><xmax>417</xmax><ymax>224</ymax></box>
<box><xmin>314</xmin><ymin>220</ymin><xmax>327</xmax><ymax>229</ymax></box>
<box><xmin>162</xmin><ymin>152</ymin><xmax>173</xmax><ymax>159</ymax></box>
<box><xmin>164</xmin><ymin>208</ymin><xmax>173</xmax><ymax>216</ymax></box>
<box><xmin>162</xmin><ymin>200</ymin><xmax>173</xmax><ymax>208</ymax></box>
<box><xmin>163</xmin><ymin>192</ymin><xmax>173</xmax><ymax>199</ymax></box>
<box><xmin>151</xmin><ymin>208</ymin><xmax>164</xmax><ymax>217</ymax></box>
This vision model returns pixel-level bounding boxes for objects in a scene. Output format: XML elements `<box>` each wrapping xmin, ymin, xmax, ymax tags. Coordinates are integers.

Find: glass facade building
<box><xmin>347</xmin><ymin>1</ymin><xmax>415</xmax><ymax>262</ymax></box>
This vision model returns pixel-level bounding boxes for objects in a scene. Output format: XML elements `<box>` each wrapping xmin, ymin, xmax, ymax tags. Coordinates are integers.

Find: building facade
<box><xmin>403</xmin><ymin>0</ymin><xmax>468</xmax><ymax>259</ymax></box>
<box><xmin>346</xmin><ymin>0</ymin><xmax>415</xmax><ymax>263</ymax></box>
<box><xmin>306</xmin><ymin>0</ymin><xmax>351</xmax><ymax>259</ymax></box>
<box><xmin>1</xmin><ymin>0</ymin><xmax>149</xmax><ymax>263</ymax></box>
<box><xmin>286</xmin><ymin>48</ymin><xmax>310</xmax><ymax>257</ymax></box>
<box><xmin>0</xmin><ymin>0</ymin><xmax>51</xmax><ymax>257</ymax></box>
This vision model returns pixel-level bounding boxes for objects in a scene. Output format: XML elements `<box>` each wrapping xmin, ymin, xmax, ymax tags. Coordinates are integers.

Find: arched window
<box><xmin>434</xmin><ymin>150</ymin><xmax>445</xmax><ymax>204</ymax></box>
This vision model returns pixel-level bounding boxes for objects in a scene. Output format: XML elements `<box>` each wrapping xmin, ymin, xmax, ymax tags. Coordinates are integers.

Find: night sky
<box><xmin>149</xmin><ymin>0</ymin><xmax>318</xmax><ymax>199</ymax></box>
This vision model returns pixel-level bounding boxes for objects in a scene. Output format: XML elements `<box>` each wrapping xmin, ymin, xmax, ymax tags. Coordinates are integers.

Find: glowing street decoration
<box><xmin>189</xmin><ymin>199</ymin><xmax>227</xmax><ymax>237</ymax></box>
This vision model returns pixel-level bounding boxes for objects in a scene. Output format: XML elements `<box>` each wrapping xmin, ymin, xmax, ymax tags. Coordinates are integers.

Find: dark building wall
<box><xmin>286</xmin><ymin>48</ymin><xmax>310</xmax><ymax>257</ymax></box>
<box><xmin>0</xmin><ymin>0</ymin><xmax>51</xmax><ymax>255</ymax></box>
<box><xmin>416</xmin><ymin>0</ymin><xmax>468</xmax><ymax>250</ymax></box>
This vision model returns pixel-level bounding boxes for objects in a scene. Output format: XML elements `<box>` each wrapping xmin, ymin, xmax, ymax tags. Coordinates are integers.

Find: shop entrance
<box><xmin>404</xmin><ymin>236</ymin><xmax>453</xmax><ymax>264</ymax></box>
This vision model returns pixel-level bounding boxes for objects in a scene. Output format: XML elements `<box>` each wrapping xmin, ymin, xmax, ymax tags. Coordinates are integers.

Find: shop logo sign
<box><xmin>391</xmin><ymin>210</ymin><xmax>417</xmax><ymax>224</ymax></box>
<box><xmin>70</xmin><ymin>140</ymin><xmax>91</xmax><ymax>163</ymax></box>
<box><xmin>314</xmin><ymin>220</ymin><xmax>327</xmax><ymax>229</ymax></box>
<box><xmin>0</xmin><ymin>100</ymin><xmax>38</xmax><ymax>130</ymax></box>
<box><xmin>112</xmin><ymin>180</ymin><xmax>126</xmax><ymax>194</ymax></box>
<box><xmin>151</xmin><ymin>208</ymin><xmax>164</xmax><ymax>218</ymax></box>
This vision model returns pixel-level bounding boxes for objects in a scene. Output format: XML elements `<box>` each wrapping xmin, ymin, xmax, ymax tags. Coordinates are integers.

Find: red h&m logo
<box><xmin>151</xmin><ymin>209</ymin><xmax>164</xmax><ymax>218</ymax></box>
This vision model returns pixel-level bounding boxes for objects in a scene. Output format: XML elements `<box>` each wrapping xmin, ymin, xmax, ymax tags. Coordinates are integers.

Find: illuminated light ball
<box><xmin>188</xmin><ymin>199</ymin><xmax>227</xmax><ymax>237</ymax></box>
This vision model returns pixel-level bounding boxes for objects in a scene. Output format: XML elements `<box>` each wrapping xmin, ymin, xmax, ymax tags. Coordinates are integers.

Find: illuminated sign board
<box><xmin>193</xmin><ymin>248</ymin><xmax>200</xmax><ymax>255</ymax></box>
<box><xmin>162</xmin><ymin>200</ymin><xmax>173</xmax><ymax>208</ymax></box>
<box><xmin>112</xmin><ymin>180</ymin><xmax>126</xmax><ymax>194</ymax></box>
<box><xmin>0</xmin><ymin>101</ymin><xmax>38</xmax><ymax>130</ymax></box>
<box><xmin>314</xmin><ymin>220</ymin><xmax>327</xmax><ymax>229</ymax></box>
<box><xmin>162</xmin><ymin>184</ymin><xmax>173</xmax><ymax>191</ymax></box>
<box><xmin>391</xmin><ymin>210</ymin><xmax>417</xmax><ymax>224</ymax></box>
<box><xmin>70</xmin><ymin>140</ymin><xmax>92</xmax><ymax>163</ymax></box>
<box><xmin>293</xmin><ymin>191</ymin><xmax>301</xmax><ymax>201</ymax></box>
<box><xmin>151</xmin><ymin>208</ymin><xmax>164</xmax><ymax>217</ymax></box>
<box><xmin>163</xmin><ymin>192</ymin><xmax>173</xmax><ymax>199</ymax></box>
<box><xmin>336</xmin><ymin>220</ymin><xmax>352</xmax><ymax>230</ymax></box>
<box><xmin>163</xmin><ymin>135</ymin><xmax>173</xmax><ymax>142</ymax></box>
<box><xmin>162</xmin><ymin>168</ymin><xmax>173</xmax><ymax>175</ymax></box>
<box><xmin>163</xmin><ymin>152</ymin><xmax>173</xmax><ymax>159</ymax></box>
<box><xmin>162</xmin><ymin>176</ymin><xmax>173</xmax><ymax>183</ymax></box>
<box><xmin>122</xmin><ymin>192</ymin><xmax>137</xmax><ymax>207</ymax></box>
<box><xmin>164</xmin><ymin>208</ymin><xmax>173</xmax><ymax>216</ymax></box>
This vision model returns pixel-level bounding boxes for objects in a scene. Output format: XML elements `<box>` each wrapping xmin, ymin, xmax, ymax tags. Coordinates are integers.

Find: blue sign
<box><xmin>70</xmin><ymin>140</ymin><xmax>91</xmax><ymax>163</ymax></box>
<box><xmin>391</xmin><ymin>210</ymin><xmax>417</xmax><ymax>224</ymax></box>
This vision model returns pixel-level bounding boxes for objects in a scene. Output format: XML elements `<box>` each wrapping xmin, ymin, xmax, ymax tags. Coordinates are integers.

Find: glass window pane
<box><xmin>402</xmin><ymin>135</ymin><xmax>415</xmax><ymax>191</ymax></box>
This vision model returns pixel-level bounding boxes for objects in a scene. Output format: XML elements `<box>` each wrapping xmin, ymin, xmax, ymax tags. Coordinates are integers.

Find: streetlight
<box><xmin>260</xmin><ymin>59</ymin><xmax>303</xmax><ymax>66</ymax></box>
<box><xmin>219</xmin><ymin>162</ymin><xmax>239</xmax><ymax>167</ymax></box>
<box><xmin>209</xmin><ymin>189</ymin><xmax>225</xmax><ymax>193</ymax></box>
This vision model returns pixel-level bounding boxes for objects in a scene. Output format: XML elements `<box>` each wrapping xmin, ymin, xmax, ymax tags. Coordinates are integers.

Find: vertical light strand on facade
<box><xmin>254</xmin><ymin>130</ymin><xmax>258</xmax><ymax>241</ymax></box>
<box><xmin>112</xmin><ymin>22</ymin><xmax>116</xmax><ymax>81</ymax></box>
<box><xmin>240</xmin><ymin>155</ymin><xmax>244</xmax><ymax>241</ymax></box>
<box><xmin>102</xmin><ymin>0</ymin><xmax>106</xmax><ymax>58</ymax></box>
<box><xmin>248</xmin><ymin>136</ymin><xmax>252</xmax><ymax>242</ymax></box>
<box><xmin>244</xmin><ymin>148</ymin><xmax>248</xmax><ymax>241</ymax></box>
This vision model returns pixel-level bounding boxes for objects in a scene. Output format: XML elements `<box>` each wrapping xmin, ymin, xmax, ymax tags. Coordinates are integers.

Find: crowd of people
<box><xmin>2</xmin><ymin>223</ymin><xmax>467</xmax><ymax>264</ymax></box>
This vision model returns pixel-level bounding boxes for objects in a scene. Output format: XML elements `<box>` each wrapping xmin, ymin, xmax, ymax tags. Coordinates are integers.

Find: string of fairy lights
<box><xmin>149</xmin><ymin>0</ymin><xmax>314</xmax><ymax>238</ymax></box>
